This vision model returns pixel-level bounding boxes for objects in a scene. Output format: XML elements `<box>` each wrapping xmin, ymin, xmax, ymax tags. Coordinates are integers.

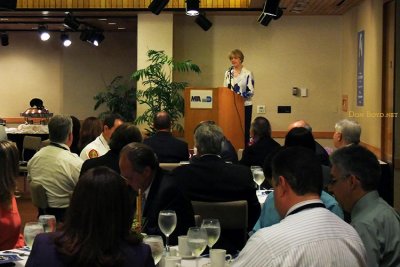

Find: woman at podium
<box><xmin>223</xmin><ymin>49</ymin><xmax>255</xmax><ymax>146</ymax></box>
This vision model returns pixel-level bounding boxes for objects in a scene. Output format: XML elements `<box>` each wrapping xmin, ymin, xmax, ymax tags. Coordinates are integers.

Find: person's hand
<box><xmin>242</xmin><ymin>91</ymin><xmax>250</xmax><ymax>98</ymax></box>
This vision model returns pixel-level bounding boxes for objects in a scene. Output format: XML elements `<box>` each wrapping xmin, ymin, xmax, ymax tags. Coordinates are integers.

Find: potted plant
<box><xmin>132</xmin><ymin>50</ymin><xmax>201</xmax><ymax>135</ymax></box>
<box><xmin>93</xmin><ymin>76</ymin><xmax>137</xmax><ymax>122</ymax></box>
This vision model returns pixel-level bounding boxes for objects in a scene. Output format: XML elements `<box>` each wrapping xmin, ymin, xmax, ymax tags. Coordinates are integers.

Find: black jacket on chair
<box><xmin>239</xmin><ymin>136</ymin><xmax>281</xmax><ymax>167</ymax></box>
<box><xmin>144</xmin><ymin>131</ymin><xmax>189</xmax><ymax>163</ymax></box>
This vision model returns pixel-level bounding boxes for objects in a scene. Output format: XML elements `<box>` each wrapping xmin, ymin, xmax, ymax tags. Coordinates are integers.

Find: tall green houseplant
<box><xmin>132</xmin><ymin>50</ymin><xmax>201</xmax><ymax>134</ymax></box>
<box><xmin>93</xmin><ymin>76</ymin><xmax>137</xmax><ymax>122</ymax></box>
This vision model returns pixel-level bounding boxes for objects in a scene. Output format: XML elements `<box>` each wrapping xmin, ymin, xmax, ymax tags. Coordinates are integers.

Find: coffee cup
<box><xmin>210</xmin><ymin>249</ymin><xmax>232</xmax><ymax>267</ymax></box>
<box><xmin>178</xmin><ymin>235</ymin><xmax>191</xmax><ymax>258</ymax></box>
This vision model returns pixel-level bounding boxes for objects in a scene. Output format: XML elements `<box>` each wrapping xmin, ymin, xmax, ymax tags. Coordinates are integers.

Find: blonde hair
<box><xmin>229</xmin><ymin>49</ymin><xmax>244</xmax><ymax>63</ymax></box>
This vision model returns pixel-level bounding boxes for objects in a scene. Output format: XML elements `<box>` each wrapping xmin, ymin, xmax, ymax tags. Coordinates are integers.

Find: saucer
<box><xmin>202</xmin><ymin>262</ymin><xmax>231</xmax><ymax>267</ymax></box>
<box><xmin>181</xmin><ymin>255</ymin><xmax>196</xmax><ymax>259</ymax></box>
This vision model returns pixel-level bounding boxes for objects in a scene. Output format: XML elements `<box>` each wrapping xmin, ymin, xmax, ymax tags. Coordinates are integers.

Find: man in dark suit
<box><xmin>144</xmin><ymin>111</ymin><xmax>189</xmax><ymax>163</ymax></box>
<box><xmin>239</xmin><ymin>116</ymin><xmax>281</xmax><ymax>167</ymax></box>
<box><xmin>80</xmin><ymin>123</ymin><xmax>142</xmax><ymax>176</ymax></box>
<box><xmin>119</xmin><ymin>142</ymin><xmax>195</xmax><ymax>245</ymax></box>
<box><xmin>172</xmin><ymin>123</ymin><xmax>260</xmax><ymax>253</ymax></box>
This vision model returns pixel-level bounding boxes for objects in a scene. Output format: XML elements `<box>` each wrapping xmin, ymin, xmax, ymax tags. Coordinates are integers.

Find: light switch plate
<box><xmin>257</xmin><ymin>105</ymin><xmax>266</xmax><ymax>114</ymax></box>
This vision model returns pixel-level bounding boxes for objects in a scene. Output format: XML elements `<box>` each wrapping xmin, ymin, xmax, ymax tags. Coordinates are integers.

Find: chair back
<box><xmin>30</xmin><ymin>181</ymin><xmax>48</xmax><ymax>210</ymax></box>
<box><xmin>191</xmin><ymin>200</ymin><xmax>248</xmax><ymax>245</ymax></box>
<box><xmin>160</xmin><ymin>163</ymin><xmax>181</xmax><ymax>171</ymax></box>
<box><xmin>0</xmin><ymin>125</ymin><xmax>7</xmax><ymax>141</ymax></box>
<box><xmin>22</xmin><ymin>135</ymin><xmax>42</xmax><ymax>161</ymax></box>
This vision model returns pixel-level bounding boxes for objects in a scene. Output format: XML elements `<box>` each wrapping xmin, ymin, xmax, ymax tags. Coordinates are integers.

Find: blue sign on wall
<box><xmin>357</xmin><ymin>30</ymin><xmax>365</xmax><ymax>106</ymax></box>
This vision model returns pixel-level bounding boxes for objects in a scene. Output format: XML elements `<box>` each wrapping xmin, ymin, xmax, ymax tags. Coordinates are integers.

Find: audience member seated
<box><xmin>192</xmin><ymin>120</ymin><xmax>238</xmax><ymax>163</ymax></box>
<box><xmin>288</xmin><ymin>119</ymin><xmax>330</xmax><ymax>166</ymax></box>
<box><xmin>144</xmin><ymin>111</ymin><xmax>189</xmax><ymax>163</ymax></box>
<box><xmin>330</xmin><ymin>145</ymin><xmax>400</xmax><ymax>267</ymax></box>
<box><xmin>239</xmin><ymin>116</ymin><xmax>280</xmax><ymax>167</ymax></box>
<box><xmin>172</xmin><ymin>123</ymin><xmax>260</xmax><ymax>253</ymax></box>
<box><xmin>28</xmin><ymin>115</ymin><xmax>83</xmax><ymax>222</ymax></box>
<box><xmin>252</xmin><ymin>146</ymin><xmax>343</xmax><ymax>233</ymax></box>
<box><xmin>80</xmin><ymin>114</ymin><xmax>124</xmax><ymax>160</ymax></box>
<box><xmin>26</xmin><ymin>167</ymin><xmax>155</xmax><ymax>267</ymax></box>
<box><xmin>332</xmin><ymin>119</ymin><xmax>361</xmax><ymax>148</ymax></box>
<box><xmin>119</xmin><ymin>143</ymin><xmax>195</xmax><ymax>245</ymax></box>
<box><xmin>78</xmin><ymin>116</ymin><xmax>102</xmax><ymax>154</ymax></box>
<box><xmin>69</xmin><ymin>116</ymin><xmax>81</xmax><ymax>155</ymax></box>
<box><xmin>80</xmin><ymin>123</ymin><xmax>142</xmax><ymax>176</ymax></box>
<box><xmin>0</xmin><ymin>141</ymin><xmax>25</xmax><ymax>250</ymax></box>
<box><xmin>233</xmin><ymin>147</ymin><xmax>367</xmax><ymax>266</ymax></box>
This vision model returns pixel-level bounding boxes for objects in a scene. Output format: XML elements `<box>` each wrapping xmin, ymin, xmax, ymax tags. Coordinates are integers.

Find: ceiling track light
<box><xmin>186</xmin><ymin>0</ymin><xmax>200</xmax><ymax>16</ymax></box>
<box><xmin>80</xmin><ymin>29</ymin><xmax>105</xmax><ymax>46</ymax></box>
<box><xmin>1</xmin><ymin>32</ymin><xmax>9</xmax><ymax>46</ymax></box>
<box><xmin>38</xmin><ymin>25</ymin><xmax>50</xmax><ymax>41</ymax></box>
<box><xmin>64</xmin><ymin>13</ymin><xmax>81</xmax><ymax>31</ymax></box>
<box><xmin>60</xmin><ymin>33</ymin><xmax>71</xmax><ymax>47</ymax></box>
<box><xmin>195</xmin><ymin>14</ymin><xmax>212</xmax><ymax>31</ymax></box>
<box><xmin>258</xmin><ymin>0</ymin><xmax>282</xmax><ymax>27</ymax></box>
<box><xmin>148</xmin><ymin>0</ymin><xmax>170</xmax><ymax>15</ymax></box>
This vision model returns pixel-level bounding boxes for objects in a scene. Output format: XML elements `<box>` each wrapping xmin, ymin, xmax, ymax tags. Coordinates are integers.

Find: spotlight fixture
<box><xmin>186</xmin><ymin>0</ymin><xmax>200</xmax><ymax>16</ymax></box>
<box><xmin>38</xmin><ymin>25</ymin><xmax>50</xmax><ymax>41</ymax></box>
<box><xmin>195</xmin><ymin>14</ymin><xmax>212</xmax><ymax>31</ymax></box>
<box><xmin>148</xmin><ymin>0</ymin><xmax>169</xmax><ymax>15</ymax></box>
<box><xmin>60</xmin><ymin>33</ymin><xmax>71</xmax><ymax>47</ymax></box>
<box><xmin>64</xmin><ymin>13</ymin><xmax>80</xmax><ymax>31</ymax></box>
<box><xmin>1</xmin><ymin>33</ymin><xmax>9</xmax><ymax>46</ymax></box>
<box><xmin>258</xmin><ymin>0</ymin><xmax>282</xmax><ymax>27</ymax></box>
<box><xmin>80</xmin><ymin>29</ymin><xmax>105</xmax><ymax>46</ymax></box>
<box><xmin>0</xmin><ymin>0</ymin><xmax>17</xmax><ymax>10</ymax></box>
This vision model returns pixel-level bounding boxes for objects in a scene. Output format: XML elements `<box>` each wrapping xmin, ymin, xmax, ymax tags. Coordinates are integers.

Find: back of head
<box><xmin>251</xmin><ymin>116</ymin><xmax>272</xmax><ymax>138</ymax></box>
<box><xmin>120</xmin><ymin>142</ymin><xmax>158</xmax><ymax>172</ymax></box>
<box><xmin>194</xmin><ymin>123</ymin><xmax>224</xmax><ymax>155</ymax></box>
<box><xmin>288</xmin><ymin>120</ymin><xmax>312</xmax><ymax>132</ymax></box>
<box><xmin>284</xmin><ymin>127</ymin><xmax>316</xmax><ymax>151</ymax></box>
<box><xmin>330</xmin><ymin>145</ymin><xmax>380</xmax><ymax>191</ymax></box>
<box><xmin>79</xmin><ymin>116</ymin><xmax>103</xmax><ymax>149</ymax></box>
<box><xmin>109</xmin><ymin>123</ymin><xmax>143</xmax><ymax>152</ymax></box>
<box><xmin>154</xmin><ymin>111</ymin><xmax>171</xmax><ymax>131</ymax></box>
<box><xmin>335</xmin><ymin>119</ymin><xmax>361</xmax><ymax>145</ymax></box>
<box><xmin>0</xmin><ymin>141</ymin><xmax>19</xmax><ymax>205</ymax></box>
<box><xmin>48</xmin><ymin>115</ymin><xmax>72</xmax><ymax>143</ymax></box>
<box><xmin>103</xmin><ymin>113</ymin><xmax>124</xmax><ymax>130</ymax></box>
<box><xmin>57</xmin><ymin>166</ymin><xmax>136</xmax><ymax>266</ymax></box>
<box><xmin>272</xmin><ymin>146</ymin><xmax>323</xmax><ymax>196</ymax></box>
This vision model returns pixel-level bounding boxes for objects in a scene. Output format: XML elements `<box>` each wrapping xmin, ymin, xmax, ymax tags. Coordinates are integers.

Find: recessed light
<box><xmin>117</xmin><ymin>27</ymin><xmax>126</xmax><ymax>30</ymax></box>
<box><xmin>0</xmin><ymin>18</ymin><xmax>9</xmax><ymax>21</ymax></box>
<box><xmin>98</xmin><ymin>18</ymin><xmax>107</xmax><ymax>21</ymax></box>
<box><xmin>42</xmin><ymin>11</ymin><xmax>49</xmax><ymax>15</ymax></box>
<box><xmin>108</xmin><ymin>22</ymin><xmax>117</xmax><ymax>25</ymax></box>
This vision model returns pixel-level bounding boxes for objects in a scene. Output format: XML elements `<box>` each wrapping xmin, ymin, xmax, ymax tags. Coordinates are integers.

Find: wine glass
<box><xmin>186</xmin><ymin>227</ymin><xmax>208</xmax><ymax>257</ymax></box>
<box><xmin>200</xmin><ymin>219</ymin><xmax>220</xmax><ymax>250</ymax></box>
<box><xmin>252</xmin><ymin>167</ymin><xmax>265</xmax><ymax>190</ymax></box>
<box><xmin>24</xmin><ymin>222</ymin><xmax>44</xmax><ymax>248</ymax></box>
<box><xmin>158</xmin><ymin>210</ymin><xmax>177</xmax><ymax>253</ymax></box>
<box><xmin>38</xmin><ymin>215</ymin><xmax>57</xmax><ymax>232</ymax></box>
<box><xmin>143</xmin><ymin>235</ymin><xmax>164</xmax><ymax>265</ymax></box>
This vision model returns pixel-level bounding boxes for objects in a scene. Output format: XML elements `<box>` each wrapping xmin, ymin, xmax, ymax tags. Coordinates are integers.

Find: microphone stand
<box><xmin>228</xmin><ymin>66</ymin><xmax>233</xmax><ymax>89</ymax></box>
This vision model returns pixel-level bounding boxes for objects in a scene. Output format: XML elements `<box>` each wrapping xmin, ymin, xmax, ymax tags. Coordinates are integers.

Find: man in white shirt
<box><xmin>80</xmin><ymin>114</ymin><xmax>124</xmax><ymax>160</ymax></box>
<box><xmin>232</xmin><ymin>147</ymin><xmax>367</xmax><ymax>267</ymax></box>
<box><xmin>28</xmin><ymin>115</ymin><xmax>83</xmax><ymax>221</ymax></box>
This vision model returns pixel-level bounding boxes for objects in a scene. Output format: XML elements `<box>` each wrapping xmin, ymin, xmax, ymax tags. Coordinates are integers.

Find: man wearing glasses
<box><xmin>330</xmin><ymin>145</ymin><xmax>400</xmax><ymax>267</ymax></box>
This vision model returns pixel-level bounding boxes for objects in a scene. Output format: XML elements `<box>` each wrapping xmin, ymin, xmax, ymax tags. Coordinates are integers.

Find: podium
<box><xmin>184</xmin><ymin>87</ymin><xmax>245</xmax><ymax>150</ymax></box>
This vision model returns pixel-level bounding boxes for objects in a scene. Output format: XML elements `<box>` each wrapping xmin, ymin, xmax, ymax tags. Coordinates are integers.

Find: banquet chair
<box><xmin>0</xmin><ymin>125</ymin><xmax>7</xmax><ymax>141</ymax></box>
<box><xmin>191</xmin><ymin>200</ymin><xmax>248</xmax><ymax>251</ymax></box>
<box><xmin>159</xmin><ymin>163</ymin><xmax>181</xmax><ymax>172</ymax></box>
<box><xmin>19</xmin><ymin>135</ymin><xmax>42</xmax><ymax>192</ymax></box>
<box><xmin>30</xmin><ymin>181</ymin><xmax>48</xmax><ymax>216</ymax></box>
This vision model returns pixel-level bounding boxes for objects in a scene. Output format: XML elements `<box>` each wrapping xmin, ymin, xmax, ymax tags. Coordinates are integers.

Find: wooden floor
<box><xmin>15</xmin><ymin>175</ymin><xmax>38</xmax><ymax>229</ymax></box>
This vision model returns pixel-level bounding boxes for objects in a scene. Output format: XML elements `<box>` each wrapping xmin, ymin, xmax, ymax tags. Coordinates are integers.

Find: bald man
<box><xmin>288</xmin><ymin>120</ymin><xmax>330</xmax><ymax>166</ymax></box>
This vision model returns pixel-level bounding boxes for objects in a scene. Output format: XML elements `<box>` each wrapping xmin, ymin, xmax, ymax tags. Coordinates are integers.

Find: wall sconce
<box><xmin>186</xmin><ymin>0</ymin><xmax>199</xmax><ymax>16</ymax></box>
<box><xmin>148</xmin><ymin>0</ymin><xmax>170</xmax><ymax>15</ymax></box>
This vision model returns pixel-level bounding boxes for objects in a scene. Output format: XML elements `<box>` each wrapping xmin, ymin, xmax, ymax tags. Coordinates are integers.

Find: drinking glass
<box><xmin>251</xmin><ymin>167</ymin><xmax>265</xmax><ymax>190</ymax></box>
<box><xmin>186</xmin><ymin>227</ymin><xmax>208</xmax><ymax>257</ymax></box>
<box><xmin>38</xmin><ymin>215</ymin><xmax>57</xmax><ymax>232</ymax></box>
<box><xmin>143</xmin><ymin>235</ymin><xmax>164</xmax><ymax>265</ymax></box>
<box><xmin>200</xmin><ymin>219</ymin><xmax>220</xmax><ymax>250</ymax></box>
<box><xmin>158</xmin><ymin>210</ymin><xmax>177</xmax><ymax>252</ymax></box>
<box><xmin>24</xmin><ymin>222</ymin><xmax>44</xmax><ymax>248</ymax></box>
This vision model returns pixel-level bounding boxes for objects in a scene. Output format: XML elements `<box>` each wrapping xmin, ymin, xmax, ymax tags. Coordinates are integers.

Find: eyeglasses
<box><xmin>329</xmin><ymin>174</ymin><xmax>351</xmax><ymax>185</ymax></box>
<box><xmin>121</xmin><ymin>175</ymin><xmax>129</xmax><ymax>183</ymax></box>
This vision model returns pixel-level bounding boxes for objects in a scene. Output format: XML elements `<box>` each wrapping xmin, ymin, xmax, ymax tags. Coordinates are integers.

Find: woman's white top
<box><xmin>224</xmin><ymin>67</ymin><xmax>255</xmax><ymax>106</ymax></box>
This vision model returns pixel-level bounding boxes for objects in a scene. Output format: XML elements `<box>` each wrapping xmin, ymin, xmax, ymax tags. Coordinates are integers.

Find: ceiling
<box><xmin>0</xmin><ymin>0</ymin><xmax>363</xmax><ymax>32</ymax></box>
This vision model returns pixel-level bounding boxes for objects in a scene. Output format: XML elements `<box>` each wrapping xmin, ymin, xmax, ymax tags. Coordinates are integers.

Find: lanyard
<box><xmin>286</xmin><ymin>202</ymin><xmax>326</xmax><ymax>217</ymax></box>
<box><xmin>49</xmin><ymin>142</ymin><xmax>68</xmax><ymax>151</ymax></box>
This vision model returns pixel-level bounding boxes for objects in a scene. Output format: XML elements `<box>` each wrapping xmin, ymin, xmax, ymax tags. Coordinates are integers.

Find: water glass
<box><xmin>158</xmin><ymin>210</ymin><xmax>177</xmax><ymax>252</ymax></box>
<box><xmin>187</xmin><ymin>227</ymin><xmax>208</xmax><ymax>257</ymax></box>
<box><xmin>143</xmin><ymin>235</ymin><xmax>164</xmax><ymax>265</ymax></box>
<box><xmin>24</xmin><ymin>222</ymin><xmax>44</xmax><ymax>248</ymax></box>
<box><xmin>200</xmin><ymin>219</ymin><xmax>220</xmax><ymax>249</ymax></box>
<box><xmin>38</xmin><ymin>215</ymin><xmax>57</xmax><ymax>232</ymax></box>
